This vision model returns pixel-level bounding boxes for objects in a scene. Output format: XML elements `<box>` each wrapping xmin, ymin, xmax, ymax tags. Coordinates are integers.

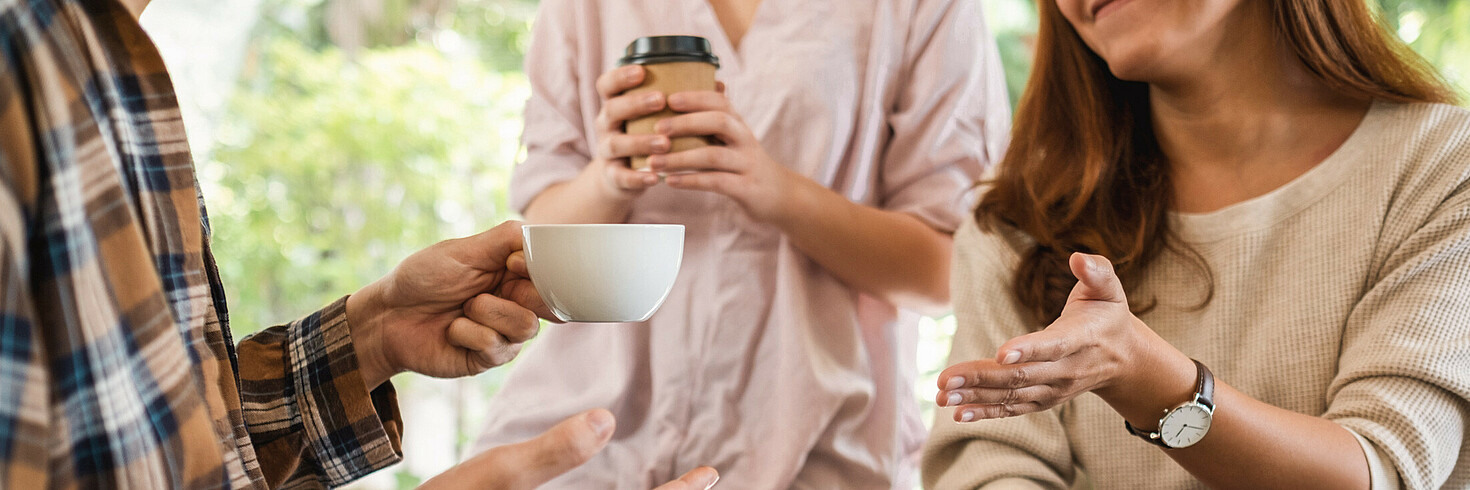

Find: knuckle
<box><xmin>1008</xmin><ymin>366</ymin><xmax>1029</xmax><ymax>389</ymax></box>
<box><xmin>1002</xmin><ymin>387</ymin><xmax>1021</xmax><ymax>406</ymax></box>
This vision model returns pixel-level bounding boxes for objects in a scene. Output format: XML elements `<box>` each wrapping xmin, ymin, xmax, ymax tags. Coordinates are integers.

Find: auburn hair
<box><xmin>977</xmin><ymin>1</ymin><xmax>1457</xmax><ymax>326</ymax></box>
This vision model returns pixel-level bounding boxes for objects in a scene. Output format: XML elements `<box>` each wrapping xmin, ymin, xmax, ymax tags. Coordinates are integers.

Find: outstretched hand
<box><xmin>421</xmin><ymin>409</ymin><xmax>720</xmax><ymax>490</ymax></box>
<box><xmin>347</xmin><ymin>220</ymin><xmax>557</xmax><ymax>390</ymax></box>
<box><xmin>935</xmin><ymin>253</ymin><xmax>1170</xmax><ymax>421</ymax></box>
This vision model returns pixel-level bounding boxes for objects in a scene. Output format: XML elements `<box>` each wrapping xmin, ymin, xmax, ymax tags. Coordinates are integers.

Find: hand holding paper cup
<box><xmin>522</xmin><ymin>224</ymin><xmax>684</xmax><ymax>323</ymax></box>
<box><xmin>618</xmin><ymin>36</ymin><xmax>720</xmax><ymax>170</ymax></box>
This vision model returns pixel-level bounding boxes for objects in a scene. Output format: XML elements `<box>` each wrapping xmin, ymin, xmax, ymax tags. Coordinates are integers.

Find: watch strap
<box><xmin>1124</xmin><ymin>358</ymin><xmax>1215</xmax><ymax>448</ymax></box>
<box><xmin>1194</xmin><ymin>359</ymin><xmax>1215</xmax><ymax>409</ymax></box>
<box><xmin>1123</xmin><ymin>420</ymin><xmax>1170</xmax><ymax>448</ymax></box>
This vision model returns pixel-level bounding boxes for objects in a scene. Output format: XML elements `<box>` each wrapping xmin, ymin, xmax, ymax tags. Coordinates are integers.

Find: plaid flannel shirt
<box><xmin>0</xmin><ymin>0</ymin><xmax>404</xmax><ymax>487</ymax></box>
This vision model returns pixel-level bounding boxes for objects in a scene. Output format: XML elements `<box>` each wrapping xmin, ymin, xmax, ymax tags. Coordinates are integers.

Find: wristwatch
<box><xmin>1125</xmin><ymin>359</ymin><xmax>1215</xmax><ymax>449</ymax></box>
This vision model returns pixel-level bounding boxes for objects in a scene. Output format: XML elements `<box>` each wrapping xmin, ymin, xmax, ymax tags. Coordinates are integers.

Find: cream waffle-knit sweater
<box><xmin>924</xmin><ymin>101</ymin><xmax>1470</xmax><ymax>490</ymax></box>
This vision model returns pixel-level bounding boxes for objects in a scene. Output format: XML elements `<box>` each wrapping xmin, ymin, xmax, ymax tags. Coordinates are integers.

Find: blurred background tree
<box><xmin>138</xmin><ymin>0</ymin><xmax>1469</xmax><ymax>488</ymax></box>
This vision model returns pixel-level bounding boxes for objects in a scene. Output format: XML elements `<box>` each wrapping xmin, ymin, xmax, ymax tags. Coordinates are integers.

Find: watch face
<box><xmin>1159</xmin><ymin>403</ymin><xmax>1212</xmax><ymax>448</ymax></box>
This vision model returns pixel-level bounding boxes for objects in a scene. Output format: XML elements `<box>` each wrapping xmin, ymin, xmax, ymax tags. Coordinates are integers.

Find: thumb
<box><xmin>1065</xmin><ymin>252</ymin><xmax>1126</xmax><ymax>304</ymax></box>
<box><xmin>446</xmin><ymin>220</ymin><xmax>525</xmax><ymax>273</ymax></box>
<box><xmin>467</xmin><ymin>409</ymin><xmax>615</xmax><ymax>489</ymax></box>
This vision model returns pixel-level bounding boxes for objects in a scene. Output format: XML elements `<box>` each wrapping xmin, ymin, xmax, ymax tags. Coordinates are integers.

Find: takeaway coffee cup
<box><xmin>618</xmin><ymin>35</ymin><xmax>721</xmax><ymax>170</ymax></box>
<box><xmin>522</xmin><ymin>224</ymin><xmax>684</xmax><ymax>323</ymax></box>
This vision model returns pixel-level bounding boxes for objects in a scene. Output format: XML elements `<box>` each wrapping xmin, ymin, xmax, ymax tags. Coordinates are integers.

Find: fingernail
<box><xmin>655</xmin><ymin>120</ymin><xmax>670</xmax><ymax>133</ymax></box>
<box><xmin>944</xmin><ymin>376</ymin><xmax>964</xmax><ymax>390</ymax></box>
<box><xmin>645</xmin><ymin>93</ymin><xmax>662</xmax><ymax>107</ymax></box>
<box><xmin>652</xmin><ymin>137</ymin><xmax>669</xmax><ymax>152</ymax></box>
<box><xmin>960</xmin><ymin>411</ymin><xmax>976</xmax><ymax>422</ymax></box>
<box><xmin>946</xmin><ymin>392</ymin><xmax>962</xmax><ymax>407</ymax></box>
<box><xmin>1001</xmin><ymin>351</ymin><xmax>1021</xmax><ymax>365</ymax></box>
<box><xmin>705</xmin><ymin>473</ymin><xmax>719</xmax><ymax>490</ymax></box>
<box><xmin>647</xmin><ymin>156</ymin><xmax>662</xmax><ymax>170</ymax></box>
<box><xmin>623</xmin><ymin>65</ymin><xmax>641</xmax><ymax>81</ymax></box>
<box><xmin>587</xmin><ymin>410</ymin><xmax>614</xmax><ymax>437</ymax></box>
<box><xmin>643</xmin><ymin>174</ymin><xmax>659</xmax><ymax>185</ymax></box>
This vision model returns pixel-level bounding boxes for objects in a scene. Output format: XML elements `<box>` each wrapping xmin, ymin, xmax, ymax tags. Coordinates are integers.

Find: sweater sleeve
<box><xmin>922</xmin><ymin>221</ymin><xmax>1075</xmax><ymax>489</ymax></box>
<box><xmin>1325</xmin><ymin>188</ymin><xmax>1470</xmax><ymax>490</ymax></box>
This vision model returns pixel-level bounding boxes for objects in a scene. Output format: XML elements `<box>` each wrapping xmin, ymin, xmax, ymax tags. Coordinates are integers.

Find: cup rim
<box><xmin>523</xmin><ymin>224</ymin><xmax>684</xmax><ymax>230</ymax></box>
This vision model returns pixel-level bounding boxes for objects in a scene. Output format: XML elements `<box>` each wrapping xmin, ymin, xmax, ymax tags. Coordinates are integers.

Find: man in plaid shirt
<box><xmin>0</xmin><ymin>0</ymin><xmax>717</xmax><ymax>488</ymax></box>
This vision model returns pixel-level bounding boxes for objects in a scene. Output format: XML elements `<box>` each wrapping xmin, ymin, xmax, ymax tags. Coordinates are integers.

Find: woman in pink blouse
<box><xmin>472</xmin><ymin>0</ymin><xmax>1010</xmax><ymax>487</ymax></box>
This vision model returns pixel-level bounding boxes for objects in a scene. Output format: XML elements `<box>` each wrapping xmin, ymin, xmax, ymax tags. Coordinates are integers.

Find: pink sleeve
<box><xmin>509</xmin><ymin>0</ymin><xmax>594</xmax><ymax>214</ymax></box>
<box><xmin>878</xmin><ymin>0</ymin><xmax>1011</xmax><ymax>233</ymax></box>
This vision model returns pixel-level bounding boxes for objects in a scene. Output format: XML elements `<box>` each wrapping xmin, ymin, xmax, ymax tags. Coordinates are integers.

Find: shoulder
<box><xmin>1373</xmin><ymin>101</ymin><xmax>1470</xmax><ymax>181</ymax></box>
<box><xmin>1370</xmin><ymin>101</ymin><xmax>1470</xmax><ymax>212</ymax></box>
<box><xmin>954</xmin><ymin>214</ymin><xmax>1031</xmax><ymax>282</ymax></box>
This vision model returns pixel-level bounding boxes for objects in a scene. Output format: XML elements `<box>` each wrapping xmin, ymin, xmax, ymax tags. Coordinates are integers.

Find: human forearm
<box><xmin>523</xmin><ymin>160</ymin><xmax>646</xmax><ymax>224</ymax></box>
<box><xmin>773</xmin><ymin>176</ymin><xmax>953</xmax><ymax>314</ymax></box>
<box><xmin>1166</xmin><ymin>383</ymin><xmax>1369</xmax><ymax>489</ymax></box>
<box><xmin>942</xmin><ymin>254</ymin><xmax>1371</xmax><ymax>489</ymax></box>
<box><xmin>1094</xmin><ymin>329</ymin><xmax>1370</xmax><ymax>489</ymax></box>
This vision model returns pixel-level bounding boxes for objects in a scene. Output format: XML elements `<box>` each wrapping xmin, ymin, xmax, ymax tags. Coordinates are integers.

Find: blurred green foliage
<box><xmin>208</xmin><ymin>0</ymin><xmax>533</xmax><ymax>331</ymax></box>
<box><xmin>1377</xmin><ymin>0</ymin><xmax>1470</xmax><ymax>98</ymax></box>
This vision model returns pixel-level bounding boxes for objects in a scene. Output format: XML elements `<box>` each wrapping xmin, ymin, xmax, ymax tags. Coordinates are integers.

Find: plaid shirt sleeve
<box><xmin>235</xmin><ymin>297</ymin><xmax>405</xmax><ymax>489</ymax></box>
<box><xmin>1</xmin><ymin>0</ymin><xmax>402</xmax><ymax>487</ymax></box>
<box><xmin>0</xmin><ymin>35</ymin><xmax>48</xmax><ymax>488</ymax></box>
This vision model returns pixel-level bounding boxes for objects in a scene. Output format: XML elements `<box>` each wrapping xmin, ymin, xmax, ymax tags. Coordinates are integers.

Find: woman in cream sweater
<box><xmin>924</xmin><ymin>0</ymin><xmax>1470</xmax><ymax>488</ymax></box>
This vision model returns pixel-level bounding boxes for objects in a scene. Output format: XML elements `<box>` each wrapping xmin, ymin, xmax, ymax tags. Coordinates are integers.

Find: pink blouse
<box><xmin>473</xmin><ymin>0</ymin><xmax>1010</xmax><ymax>487</ymax></box>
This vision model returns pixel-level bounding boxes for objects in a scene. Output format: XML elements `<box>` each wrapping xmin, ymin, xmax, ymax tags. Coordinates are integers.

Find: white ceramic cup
<box><xmin>522</xmin><ymin>224</ymin><xmax>684</xmax><ymax>323</ymax></box>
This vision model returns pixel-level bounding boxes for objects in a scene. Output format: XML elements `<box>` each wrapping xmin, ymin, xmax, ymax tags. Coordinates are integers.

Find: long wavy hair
<box><xmin>978</xmin><ymin>1</ymin><xmax>1457</xmax><ymax>325</ymax></box>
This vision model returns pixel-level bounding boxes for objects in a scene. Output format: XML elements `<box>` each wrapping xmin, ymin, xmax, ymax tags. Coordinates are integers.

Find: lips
<box><xmin>1090</xmin><ymin>0</ymin><xmax>1117</xmax><ymax>18</ymax></box>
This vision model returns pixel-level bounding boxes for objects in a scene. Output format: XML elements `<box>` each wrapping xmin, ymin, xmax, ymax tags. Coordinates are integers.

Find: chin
<box><xmin>1097</xmin><ymin>45</ymin><xmax>1168</xmax><ymax>83</ymax></box>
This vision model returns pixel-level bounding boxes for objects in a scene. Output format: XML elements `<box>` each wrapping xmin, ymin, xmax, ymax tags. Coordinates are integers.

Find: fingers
<box><xmin>663</xmin><ymin>171</ymin><xmax>744</xmax><ymax>197</ymax></box>
<box><xmin>666</xmin><ymin>90</ymin><xmax>733</xmax><ymax>114</ymax></box>
<box><xmin>506</xmin><ymin>250</ymin><xmax>528</xmax><ymax>277</ymax></box>
<box><xmin>463</xmin><ymin>293</ymin><xmax>539</xmax><ymax>342</ymax></box>
<box><xmin>497</xmin><ymin>277</ymin><xmax>560</xmax><ymax>322</ymax></box>
<box><xmin>648</xmin><ymin>146</ymin><xmax>745</xmax><ymax>174</ymax></box>
<box><xmin>949</xmin><ymin>401</ymin><xmax>1049</xmax><ymax>422</ymax></box>
<box><xmin>599</xmin><ymin>133</ymin><xmax>671</xmax><ymax>160</ymax></box>
<box><xmin>469</xmin><ymin>409</ymin><xmax>616</xmax><ymax>490</ymax></box>
<box><xmin>1066</xmin><ymin>252</ymin><xmax>1127</xmax><ymax>304</ymax></box>
<box><xmin>654</xmin><ymin>110</ymin><xmax>753</xmax><ymax>146</ymax></box>
<box><xmin>936</xmin><ymin>384</ymin><xmax>1056</xmax><ymax>408</ymax></box>
<box><xmin>994</xmin><ymin>327</ymin><xmax>1083</xmax><ymax>365</ymax></box>
<box><xmin>603</xmin><ymin>161</ymin><xmax>662</xmax><ymax>191</ymax></box>
<box><xmin>445</xmin><ymin>317</ymin><xmax>523</xmax><ymax>369</ymax></box>
<box><xmin>654</xmin><ymin>466</ymin><xmax>720</xmax><ymax>490</ymax></box>
<box><xmin>935</xmin><ymin>359</ymin><xmax>1086</xmax><ymax>421</ymax></box>
<box><xmin>449</xmin><ymin>220</ymin><xmax>524</xmax><ymax>272</ymax></box>
<box><xmin>596</xmin><ymin>65</ymin><xmax>646</xmax><ymax>100</ymax></box>
<box><xmin>597</xmin><ymin>91</ymin><xmax>667</xmax><ymax>135</ymax></box>
<box><xmin>937</xmin><ymin>359</ymin><xmax>1073</xmax><ymax>392</ymax></box>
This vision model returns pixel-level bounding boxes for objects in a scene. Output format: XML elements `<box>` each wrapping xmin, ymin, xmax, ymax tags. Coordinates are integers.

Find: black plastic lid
<box><xmin>617</xmin><ymin>36</ymin><xmax>720</xmax><ymax>68</ymax></box>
